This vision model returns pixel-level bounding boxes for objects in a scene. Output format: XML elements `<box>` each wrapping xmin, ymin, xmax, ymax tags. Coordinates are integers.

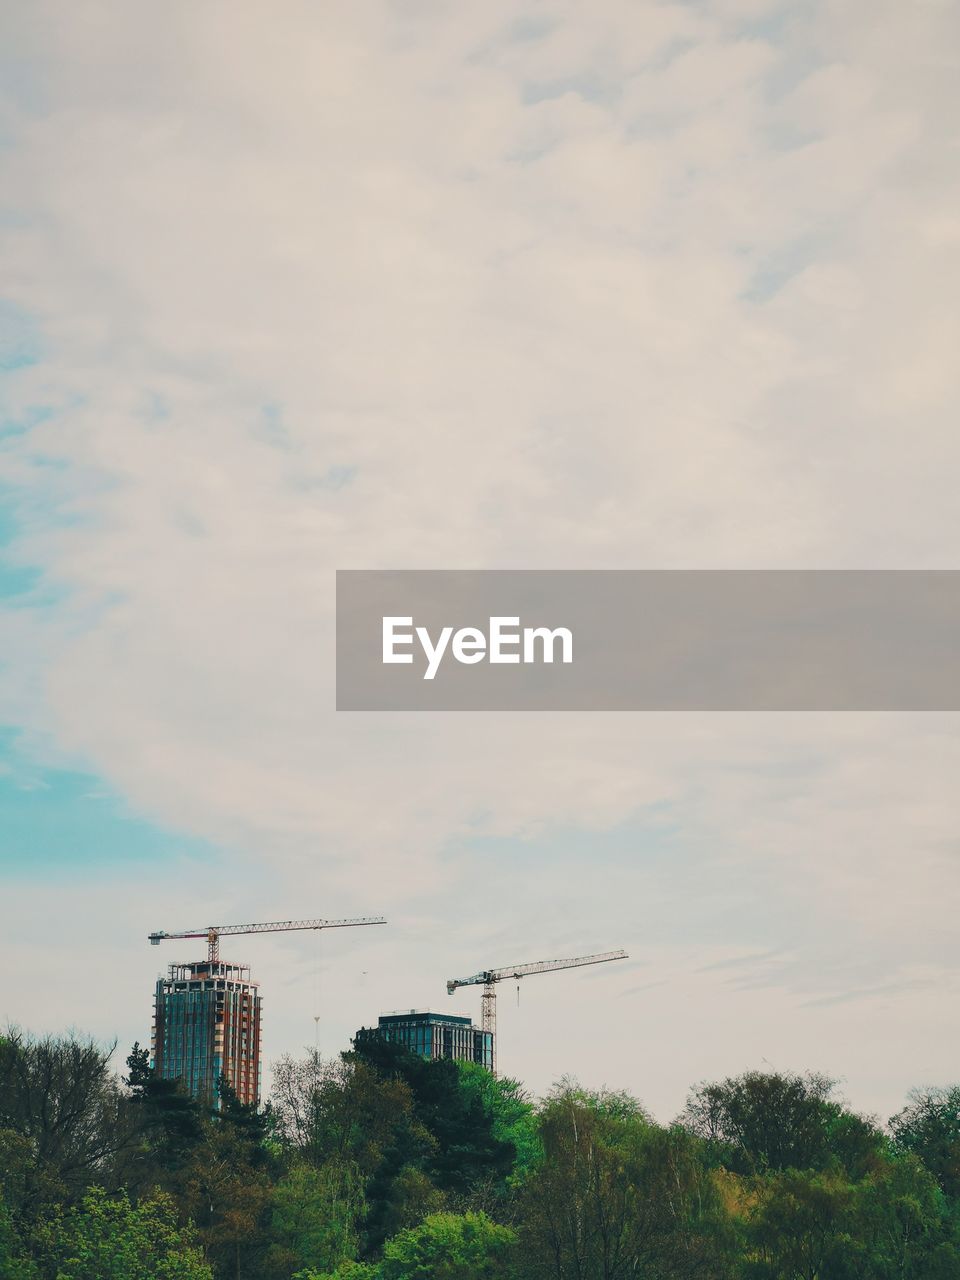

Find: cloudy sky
<box><xmin>1</xmin><ymin>0</ymin><xmax>958</xmax><ymax>1123</ymax></box>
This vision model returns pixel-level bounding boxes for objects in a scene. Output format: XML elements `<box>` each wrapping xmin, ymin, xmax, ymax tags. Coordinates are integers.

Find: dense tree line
<box><xmin>3</xmin><ymin>1025</ymin><xmax>960</xmax><ymax>1278</ymax></box>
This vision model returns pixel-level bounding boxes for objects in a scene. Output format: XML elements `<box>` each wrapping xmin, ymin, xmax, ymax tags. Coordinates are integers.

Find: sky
<box><xmin>1</xmin><ymin>0</ymin><xmax>959</xmax><ymax>1124</ymax></box>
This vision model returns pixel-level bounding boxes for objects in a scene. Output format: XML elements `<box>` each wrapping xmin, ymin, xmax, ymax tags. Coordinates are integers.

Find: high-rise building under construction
<box><xmin>148</xmin><ymin>914</ymin><xmax>387</xmax><ymax>1106</ymax></box>
<box><xmin>152</xmin><ymin>960</ymin><xmax>262</xmax><ymax>1106</ymax></box>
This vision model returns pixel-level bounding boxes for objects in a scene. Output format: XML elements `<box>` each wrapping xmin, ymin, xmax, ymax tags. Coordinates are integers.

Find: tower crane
<box><xmin>446</xmin><ymin>949</ymin><xmax>628</xmax><ymax>1075</ymax></box>
<box><xmin>148</xmin><ymin>916</ymin><xmax>387</xmax><ymax>963</ymax></box>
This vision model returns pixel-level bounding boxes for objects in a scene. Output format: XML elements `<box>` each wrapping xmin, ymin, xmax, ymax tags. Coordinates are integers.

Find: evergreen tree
<box><xmin>125</xmin><ymin>1043</ymin><xmax>206</xmax><ymax>1172</ymax></box>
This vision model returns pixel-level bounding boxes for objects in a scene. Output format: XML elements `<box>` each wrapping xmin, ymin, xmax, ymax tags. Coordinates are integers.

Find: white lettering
<box><xmin>383</xmin><ymin>617</ymin><xmax>414</xmax><ymax>664</ymax></box>
<box><xmin>452</xmin><ymin>627</ymin><xmax>486</xmax><ymax>664</ymax></box>
<box><xmin>489</xmin><ymin>616</ymin><xmax>521</xmax><ymax>663</ymax></box>
<box><xmin>383</xmin><ymin>617</ymin><xmax>574</xmax><ymax>679</ymax></box>
<box><xmin>417</xmin><ymin>625</ymin><xmax>453</xmax><ymax>680</ymax></box>
<box><xmin>523</xmin><ymin>626</ymin><xmax>573</xmax><ymax>664</ymax></box>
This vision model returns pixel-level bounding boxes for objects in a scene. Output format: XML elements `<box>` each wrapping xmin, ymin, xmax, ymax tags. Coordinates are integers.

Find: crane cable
<box><xmin>315</xmin><ymin>931</ymin><xmax>321</xmax><ymax>1049</ymax></box>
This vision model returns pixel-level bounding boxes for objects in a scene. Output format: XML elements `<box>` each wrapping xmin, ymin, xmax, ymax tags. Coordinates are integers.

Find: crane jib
<box><xmin>445</xmin><ymin>949</ymin><xmax>628</xmax><ymax>1077</ymax></box>
<box><xmin>148</xmin><ymin>917</ymin><xmax>387</xmax><ymax>959</ymax></box>
<box><xmin>447</xmin><ymin>949</ymin><xmax>628</xmax><ymax>990</ymax></box>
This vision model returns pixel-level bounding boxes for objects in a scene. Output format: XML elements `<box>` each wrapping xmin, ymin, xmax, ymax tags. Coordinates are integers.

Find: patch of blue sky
<box><xmin>322</xmin><ymin>463</ymin><xmax>357</xmax><ymax>491</ymax></box>
<box><xmin>253</xmin><ymin>407</ymin><xmax>358</xmax><ymax>493</ymax></box>
<box><xmin>754</xmin><ymin>12</ymin><xmax>824</xmax><ymax>110</ymax></box>
<box><xmin>740</xmin><ymin>233</ymin><xmax>823</xmax><ymax>303</ymax></box>
<box><xmin>138</xmin><ymin>389</ymin><xmax>171</xmax><ymax>425</ymax></box>
<box><xmin>444</xmin><ymin>807</ymin><xmax>807</xmax><ymax>958</ymax></box>
<box><xmin>521</xmin><ymin>74</ymin><xmax>616</xmax><ymax>108</ymax></box>
<box><xmin>457</xmin><ymin>802</ymin><xmax>684</xmax><ymax>871</ymax></box>
<box><xmin>464</xmin><ymin>12</ymin><xmax>556</xmax><ymax>68</ymax></box>
<box><xmin>0</xmin><ymin>498</ymin><xmax>40</xmax><ymax>603</ymax></box>
<box><xmin>0</xmin><ymin>561</ymin><xmax>42</xmax><ymax>603</ymax></box>
<box><xmin>0</xmin><ymin>401</ymin><xmax>55</xmax><ymax>442</ymax></box>
<box><xmin>0</xmin><ymin>299</ymin><xmax>43</xmax><ymax>371</ymax></box>
<box><xmin>256</xmin><ymin>400</ymin><xmax>291</xmax><ymax>450</ymax></box>
<box><xmin>0</xmin><ymin>503</ymin><xmax>18</xmax><ymax>546</ymax></box>
<box><xmin>0</xmin><ymin>35</ymin><xmax>48</xmax><ymax>118</ymax></box>
<box><xmin>0</xmin><ymin>475</ymin><xmax>123</xmax><ymax>620</ymax></box>
<box><xmin>0</xmin><ymin>479</ymin><xmax>58</xmax><ymax>607</ymax></box>
<box><xmin>0</xmin><ymin>727</ymin><xmax>223</xmax><ymax>879</ymax></box>
<box><xmin>736</xmin><ymin>4</ymin><xmax>794</xmax><ymax>44</ymax></box>
<box><xmin>508</xmin><ymin>14</ymin><xmax>557</xmax><ymax>43</ymax></box>
<box><xmin>287</xmin><ymin>463</ymin><xmax>358</xmax><ymax>494</ymax></box>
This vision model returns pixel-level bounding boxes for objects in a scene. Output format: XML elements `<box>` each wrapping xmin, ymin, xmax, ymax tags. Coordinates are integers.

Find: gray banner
<box><xmin>336</xmin><ymin>570</ymin><xmax>960</xmax><ymax>711</ymax></box>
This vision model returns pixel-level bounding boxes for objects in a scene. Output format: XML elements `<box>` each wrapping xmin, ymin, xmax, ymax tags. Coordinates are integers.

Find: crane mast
<box><xmin>149</xmin><ymin>916</ymin><xmax>387</xmax><ymax>963</ymax></box>
<box><xmin>446</xmin><ymin>949</ymin><xmax>628</xmax><ymax>1076</ymax></box>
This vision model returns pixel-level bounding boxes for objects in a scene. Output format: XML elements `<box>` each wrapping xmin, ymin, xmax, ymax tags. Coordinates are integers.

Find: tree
<box><xmin>266</xmin><ymin>1159</ymin><xmax>365</xmax><ymax>1277</ymax></box>
<box><xmin>180</xmin><ymin>1105</ymin><xmax>273</xmax><ymax>1280</ymax></box>
<box><xmin>890</xmin><ymin>1087</ymin><xmax>960</xmax><ymax>1200</ymax></box>
<box><xmin>0</xmin><ymin>1029</ymin><xmax>135</xmax><ymax>1201</ymax></box>
<box><xmin>124</xmin><ymin>1044</ymin><xmax>206</xmax><ymax>1182</ymax></box>
<box><xmin>681</xmin><ymin>1071</ymin><xmax>883</xmax><ymax>1177</ymax></box>
<box><xmin>0</xmin><ymin>1189</ymin><xmax>38</xmax><ymax>1279</ymax></box>
<box><xmin>351</xmin><ymin>1037</ymin><xmax>515</xmax><ymax>1196</ymax></box>
<box><xmin>27</xmin><ymin>1186</ymin><xmax>211</xmax><ymax>1279</ymax></box>
<box><xmin>271</xmin><ymin>1052</ymin><xmax>419</xmax><ymax>1176</ymax></box>
<box><xmin>296</xmin><ymin>1263</ymin><xmax>375</xmax><ymax>1280</ymax></box>
<box><xmin>379</xmin><ymin>1211</ymin><xmax>516</xmax><ymax>1280</ymax></box>
<box><xmin>457</xmin><ymin>1065</ymin><xmax>541</xmax><ymax>1188</ymax></box>
<box><xmin>0</xmin><ymin>1128</ymin><xmax>64</xmax><ymax>1219</ymax></box>
<box><xmin>294</xmin><ymin>1213</ymin><xmax>516</xmax><ymax>1280</ymax></box>
<box><xmin>743</xmin><ymin>1156</ymin><xmax>960</xmax><ymax>1280</ymax></box>
<box><xmin>216</xmin><ymin>1075</ymin><xmax>276</xmax><ymax>1167</ymax></box>
<box><xmin>746</xmin><ymin>1168</ymin><xmax>855</xmax><ymax>1279</ymax></box>
<box><xmin>270</xmin><ymin>1049</ymin><xmax>436</xmax><ymax>1259</ymax></box>
<box><xmin>850</xmin><ymin>1154</ymin><xmax>960</xmax><ymax>1279</ymax></box>
<box><xmin>519</xmin><ymin>1083</ymin><xmax>734</xmax><ymax>1280</ymax></box>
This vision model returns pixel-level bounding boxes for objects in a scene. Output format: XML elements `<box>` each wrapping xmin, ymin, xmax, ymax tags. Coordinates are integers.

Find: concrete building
<box><xmin>357</xmin><ymin>1009</ymin><xmax>494</xmax><ymax>1071</ymax></box>
<box><xmin>152</xmin><ymin>960</ymin><xmax>262</xmax><ymax>1106</ymax></box>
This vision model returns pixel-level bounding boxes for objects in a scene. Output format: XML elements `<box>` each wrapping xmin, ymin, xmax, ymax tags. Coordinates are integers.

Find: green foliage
<box><xmin>0</xmin><ymin>1189</ymin><xmax>39</xmax><ymax>1279</ymax></box>
<box><xmin>348</xmin><ymin>1037</ymin><xmax>515</xmax><ymax>1255</ymax></box>
<box><xmin>179</xmin><ymin>1102</ymin><xmax>274</xmax><ymax>1277</ymax></box>
<box><xmin>0</xmin><ymin>1128</ymin><xmax>64</xmax><ymax>1219</ymax></box>
<box><xmin>746</xmin><ymin>1167</ymin><xmax>856</xmax><ymax>1279</ymax></box>
<box><xmin>457</xmin><ymin>1064</ymin><xmax>541</xmax><ymax>1184</ymax></box>
<box><xmin>299</xmin><ymin>1213</ymin><xmax>516</xmax><ymax>1280</ymax></box>
<box><xmin>295</xmin><ymin>1262</ymin><xmax>376</xmax><ymax>1280</ymax></box>
<box><xmin>351</xmin><ymin>1037</ymin><xmax>515</xmax><ymax>1195</ymax></box>
<box><xmin>124</xmin><ymin>1043</ymin><xmax>206</xmax><ymax>1184</ymax></box>
<box><xmin>271</xmin><ymin>1051</ymin><xmax>421</xmax><ymax>1177</ymax></box>
<box><xmin>851</xmin><ymin>1154</ymin><xmax>960</xmax><ymax>1278</ymax></box>
<box><xmin>681</xmin><ymin>1070</ymin><xmax>885</xmax><ymax>1177</ymax></box>
<box><xmin>0</xmin><ymin>1029</ymin><xmax>134</xmax><ymax>1200</ymax></box>
<box><xmin>891</xmin><ymin>1086</ymin><xmax>960</xmax><ymax>1199</ymax></box>
<box><xmin>379</xmin><ymin>1211</ymin><xmax>516</xmax><ymax>1279</ymax></box>
<box><xmin>6</xmin><ymin>1026</ymin><xmax>960</xmax><ymax>1280</ymax></box>
<box><xmin>519</xmin><ymin>1083</ymin><xmax>736</xmax><ymax>1279</ymax></box>
<box><xmin>362</xmin><ymin>1163</ymin><xmax>444</xmax><ymax>1256</ymax></box>
<box><xmin>28</xmin><ymin>1186</ymin><xmax>211</xmax><ymax>1279</ymax></box>
<box><xmin>267</xmin><ymin>1159</ymin><xmax>365</xmax><ymax>1276</ymax></box>
<box><xmin>216</xmin><ymin>1074</ymin><xmax>277</xmax><ymax>1167</ymax></box>
<box><xmin>744</xmin><ymin>1157</ymin><xmax>960</xmax><ymax>1280</ymax></box>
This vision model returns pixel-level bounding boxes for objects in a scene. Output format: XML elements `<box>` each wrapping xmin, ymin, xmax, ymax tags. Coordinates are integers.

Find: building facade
<box><xmin>359</xmin><ymin>1009</ymin><xmax>494</xmax><ymax>1071</ymax></box>
<box><xmin>152</xmin><ymin>960</ymin><xmax>262</xmax><ymax>1105</ymax></box>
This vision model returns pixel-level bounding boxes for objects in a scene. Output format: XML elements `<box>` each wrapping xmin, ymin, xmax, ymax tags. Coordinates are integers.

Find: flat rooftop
<box><xmin>379</xmin><ymin>1009</ymin><xmax>474</xmax><ymax>1027</ymax></box>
